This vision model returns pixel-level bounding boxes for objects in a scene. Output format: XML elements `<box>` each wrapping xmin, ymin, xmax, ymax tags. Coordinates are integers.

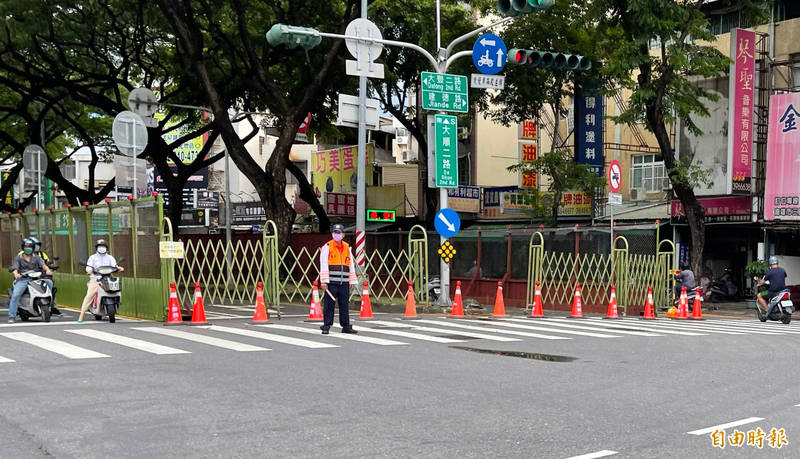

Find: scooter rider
<box><xmin>8</xmin><ymin>238</ymin><xmax>53</xmax><ymax>323</ymax></box>
<box><xmin>319</xmin><ymin>224</ymin><xmax>358</xmax><ymax>335</ymax></box>
<box><xmin>19</xmin><ymin>236</ymin><xmax>60</xmax><ymax>315</ymax></box>
<box><xmin>77</xmin><ymin>239</ymin><xmax>123</xmax><ymax>323</ymax></box>
<box><xmin>757</xmin><ymin>256</ymin><xmax>787</xmax><ymax>312</ymax></box>
<box><xmin>674</xmin><ymin>263</ymin><xmax>696</xmax><ymax>297</ymax></box>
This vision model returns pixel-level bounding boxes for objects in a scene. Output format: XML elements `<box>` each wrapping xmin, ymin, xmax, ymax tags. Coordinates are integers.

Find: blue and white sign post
<box><xmin>435</xmin><ymin>208</ymin><xmax>461</xmax><ymax>238</ymax></box>
<box><xmin>472</xmin><ymin>33</ymin><xmax>506</xmax><ymax>75</ymax></box>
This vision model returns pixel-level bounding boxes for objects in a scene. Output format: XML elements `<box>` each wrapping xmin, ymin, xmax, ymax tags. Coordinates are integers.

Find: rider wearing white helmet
<box><xmin>757</xmin><ymin>256</ymin><xmax>787</xmax><ymax>312</ymax></box>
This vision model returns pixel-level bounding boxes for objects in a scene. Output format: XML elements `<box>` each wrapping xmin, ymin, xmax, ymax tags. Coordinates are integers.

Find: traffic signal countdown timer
<box><xmin>438</xmin><ymin>241</ymin><xmax>457</xmax><ymax>263</ymax></box>
<box><xmin>496</xmin><ymin>0</ymin><xmax>554</xmax><ymax>17</ymax></box>
<box><xmin>508</xmin><ymin>49</ymin><xmax>591</xmax><ymax>71</ymax></box>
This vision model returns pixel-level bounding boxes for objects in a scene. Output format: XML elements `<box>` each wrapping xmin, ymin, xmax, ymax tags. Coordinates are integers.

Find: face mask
<box><xmin>97</xmin><ymin>246</ymin><xmax>108</xmax><ymax>254</ymax></box>
<box><xmin>23</xmin><ymin>248</ymin><xmax>33</xmax><ymax>255</ymax></box>
<box><xmin>332</xmin><ymin>233</ymin><xmax>344</xmax><ymax>242</ymax></box>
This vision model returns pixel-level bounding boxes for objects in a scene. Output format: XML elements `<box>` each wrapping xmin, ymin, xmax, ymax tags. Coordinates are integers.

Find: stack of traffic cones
<box><xmin>567</xmin><ymin>283</ymin><xmax>584</xmax><ymax>318</ymax></box>
<box><xmin>450</xmin><ymin>281</ymin><xmax>465</xmax><ymax>318</ymax></box>
<box><xmin>165</xmin><ymin>282</ymin><xmax>183</xmax><ymax>325</ymax></box>
<box><xmin>690</xmin><ymin>287</ymin><xmax>705</xmax><ymax>320</ymax></box>
<box><xmin>528</xmin><ymin>281</ymin><xmax>544</xmax><ymax>318</ymax></box>
<box><xmin>641</xmin><ymin>285</ymin><xmax>656</xmax><ymax>320</ymax></box>
<box><xmin>491</xmin><ymin>281</ymin><xmax>509</xmax><ymax>318</ymax></box>
<box><xmin>673</xmin><ymin>286</ymin><xmax>689</xmax><ymax>320</ymax></box>
<box><xmin>359</xmin><ymin>280</ymin><xmax>375</xmax><ymax>320</ymax></box>
<box><xmin>189</xmin><ymin>282</ymin><xmax>208</xmax><ymax>325</ymax></box>
<box><xmin>305</xmin><ymin>281</ymin><xmax>323</xmax><ymax>322</ymax></box>
<box><xmin>252</xmin><ymin>281</ymin><xmax>269</xmax><ymax>323</ymax></box>
<box><xmin>603</xmin><ymin>285</ymin><xmax>620</xmax><ymax>319</ymax></box>
<box><xmin>402</xmin><ymin>281</ymin><xmax>419</xmax><ymax>320</ymax></box>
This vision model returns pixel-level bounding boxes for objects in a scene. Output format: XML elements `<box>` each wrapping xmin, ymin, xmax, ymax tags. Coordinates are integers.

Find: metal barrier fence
<box><xmin>0</xmin><ymin>197</ymin><xmax>167</xmax><ymax>320</ymax></box>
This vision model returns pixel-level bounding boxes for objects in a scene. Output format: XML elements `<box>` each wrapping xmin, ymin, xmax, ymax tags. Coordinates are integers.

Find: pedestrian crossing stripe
<box><xmin>261</xmin><ymin>324</ymin><xmax>408</xmax><ymax>346</ymax></box>
<box><xmin>0</xmin><ymin>355</ymin><xmax>14</xmax><ymax>363</ymax></box>
<box><xmin>133</xmin><ymin>327</ymin><xmax>269</xmax><ymax>352</ymax></box>
<box><xmin>365</xmin><ymin>320</ymin><xmax>522</xmax><ymax>342</ymax></box>
<box><xmin>208</xmin><ymin>325</ymin><xmax>339</xmax><ymax>349</ymax></box>
<box><xmin>482</xmin><ymin>319</ymin><xmax>622</xmax><ymax>338</ymax></box>
<box><xmin>429</xmin><ymin>318</ymin><xmax>572</xmax><ymax>340</ymax></box>
<box><xmin>0</xmin><ymin>331</ymin><xmax>110</xmax><ymax>359</ymax></box>
<box><xmin>507</xmin><ymin>318</ymin><xmax>662</xmax><ymax>337</ymax></box>
<box><xmin>66</xmin><ymin>329</ymin><xmax>190</xmax><ymax>355</ymax></box>
<box><xmin>332</xmin><ymin>324</ymin><xmax>465</xmax><ymax>343</ymax></box>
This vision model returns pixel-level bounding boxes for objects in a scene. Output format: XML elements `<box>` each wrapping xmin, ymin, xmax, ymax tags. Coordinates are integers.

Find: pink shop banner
<box><xmin>670</xmin><ymin>196</ymin><xmax>751</xmax><ymax>225</ymax></box>
<box><xmin>765</xmin><ymin>92</ymin><xmax>800</xmax><ymax>220</ymax></box>
<box><xmin>728</xmin><ymin>28</ymin><xmax>755</xmax><ymax>195</ymax></box>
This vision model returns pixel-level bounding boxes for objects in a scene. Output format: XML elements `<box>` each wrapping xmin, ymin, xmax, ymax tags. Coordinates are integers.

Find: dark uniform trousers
<box><xmin>322</xmin><ymin>282</ymin><xmax>351</xmax><ymax>331</ymax></box>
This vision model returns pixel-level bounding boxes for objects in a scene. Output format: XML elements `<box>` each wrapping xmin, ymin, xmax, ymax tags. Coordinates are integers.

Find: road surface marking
<box><xmin>539</xmin><ymin>318</ymin><xmax>663</xmax><ymax>336</ymax></box>
<box><xmin>584</xmin><ymin>318</ymin><xmax>707</xmax><ymax>336</ymax></box>
<box><xmin>647</xmin><ymin>321</ymin><xmax>747</xmax><ymax>335</ymax></box>
<box><xmin>66</xmin><ymin>329</ymin><xmax>190</xmax><ymax>355</ymax></box>
<box><xmin>0</xmin><ymin>332</ymin><xmax>109</xmax><ymax>359</ymax></box>
<box><xmin>334</xmin><ymin>325</ymin><xmax>465</xmax><ymax>343</ymax></box>
<box><xmin>366</xmin><ymin>320</ymin><xmax>521</xmax><ymax>342</ymax></box>
<box><xmin>488</xmin><ymin>320</ymin><xmax>621</xmax><ymax>338</ymax></box>
<box><xmin>658</xmin><ymin>321</ymin><xmax>781</xmax><ymax>335</ymax></box>
<box><xmin>423</xmin><ymin>319</ymin><xmax>572</xmax><ymax>340</ymax></box>
<box><xmin>0</xmin><ymin>355</ymin><xmax>14</xmax><ymax>363</ymax></box>
<box><xmin>261</xmin><ymin>324</ymin><xmax>407</xmax><ymax>346</ymax></box>
<box><xmin>703</xmin><ymin>319</ymin><xmax>800</xmax><ymax>334</ymax></box>
<box><xmin>564</xmin><ymin>450</ymin><xmax>617</xmax><ymax>459</ymax></box>
<box><xmin>687</xmin><ymin>417</ymin><xmax>764</xmax><ymax>435</ymax></box>
<box><xmin>133</xmin><ymin>327</ymin><xmax>268</xmax><ymax>352</ymax></box>
<box><xmin>208</xmin><ymin>325</ymin><xmax>338</xmax><ymax>349</ymax></box>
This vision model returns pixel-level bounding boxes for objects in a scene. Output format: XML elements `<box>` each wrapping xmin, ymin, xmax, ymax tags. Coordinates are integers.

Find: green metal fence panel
<box><xmin>408</xmin><ymin>225</ymin><xmax>428</xmax><ymax>305</ymax></box>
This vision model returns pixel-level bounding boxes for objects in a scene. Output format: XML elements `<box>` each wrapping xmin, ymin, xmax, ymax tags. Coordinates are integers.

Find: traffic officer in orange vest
<box><xmin>319</xmin><ymin>223</ymin><xmax>358</xmax><ymax>335</ymax></box>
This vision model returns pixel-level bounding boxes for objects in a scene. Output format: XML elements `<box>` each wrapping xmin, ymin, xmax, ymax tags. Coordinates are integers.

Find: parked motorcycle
<box><xmin>7</xmin><ymin>270</ymin><xmax>55</xmax><ymax>322</ymax></box>
<box><xmin>756</xmin><ymin>284</ymin><xmax>793</xmax><ymax>324</ymax></box>
<box><xmin>427</xmin><ymin>276</ymin><xmax>441</xmax><ymax>302</ymax></box>
<box><xmin>709</xmin><ymin>268</ymin><xmax>738</xmax><ymax>302</ymax></box>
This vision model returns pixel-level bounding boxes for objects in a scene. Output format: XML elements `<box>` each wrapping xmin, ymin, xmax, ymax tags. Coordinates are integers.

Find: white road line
<box><xmin>133</xmin><ymin>327</ymin><xmax>268</xmax><ymax>352</ymax></box>
<box><xmin>208</xmin><ymin>325</ymin><xmax>338</xmax><ymax>349</ymax></box>
<box><xmin>683</xmin><ymin>321</ymin><xmax>788</xmax><ymax>335</ymax></box>
<box><xmin>486</xmin><ymin>320</ymin><xmax>621</xmax><ymax>338</ymax></box>
<box><xmin>0</xmin><ymin>332</ymin><xmax>109</xmax><ymax>359</ymax></box>
<box><xmin>366</xmin><ymin>320</ymin><xmax>521</xmax><ymax>342</ymax></box>
<box><xmin>703</xmin><ymin>319</ymin><xmax>800</xmax><ymax>334</ymax></box>
<box><xmin>583</xmin><ymin>318</ymin><xmax>707</xmax><ymax>336</ymax></box>
<box><xmin>66</xmin><ymin>329</ymin><xmax>190</xmax><ymax>355</ymax></box>
<box><xmin>0</xmin><ymin>355</ymin><xmax>14</xmax><ymax>363</ymax></box>
<box><xmin>564</xmin><ymin>450</ymin><xmax>618</xmax><ymax>459</ymax></box>
<box><xmin>687</xmin><ymin>417</ymin><xmax>764</xmax><ymax>435</ymax></box>
<box><xmin>538</xmin><ymin>318</ymin><xmax>663</xmax><ymax>337</ymax></box>
<box><xmin>795</xmin><ymin>403</ymin><xmax>800</xmax><ymax>407</ymax></box>
<box><xmin>422</xmin><ymin>319</ymin><xmax>572</xmax><ymax>340</ymax></box>
<box><xmin>261</xmin><ymin>324</ymin><xmax>408</xmax><ymax>346</ymax></box>
<box><xmin>656</xmin><ymin>321</ymin><xmax>781</xmax><ymax>335</ymax></box>
<box><xmin>334</xmin><ymin>325</ymin><xmax>465</xmax><ymax>343</ymax></box>
<box><xmin>646</xmin><ymin>321</ymin><xmax>747</xmax><ymax>335</ymax></box>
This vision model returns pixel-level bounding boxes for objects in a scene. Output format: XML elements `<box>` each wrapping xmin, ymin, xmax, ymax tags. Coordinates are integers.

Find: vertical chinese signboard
<box><xmin>1</xmin><ymin>170</ymin><xmax>13</xmax><ymax>205</ymax></box>
<box><xmin>518</xmin><ymin>120</ymin><xmax>537</xmax><ymax>189</ymax></box>
<box><xmin>575</xmin><ymin>87</ymin><xmax>604</xmax><ymax>177</ymax></box>
<box><xmin>728</xmin><ymin>28</ymin><xmax>755</xmax><ymax>195</ymax></box>
<box><xmin>312</xmin><ymin>143</ymin><xmax>374</xmax><ymax>196</ymax></box>
<box><xmin>765</xmin><ymin>92</ymin><xmax>800</xmax><ymax>220</ymax></box>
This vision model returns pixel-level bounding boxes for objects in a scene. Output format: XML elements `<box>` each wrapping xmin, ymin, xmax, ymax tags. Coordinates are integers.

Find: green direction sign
<box><xmin>434</xmin><ymin>114</ymin><xmax>458</xmax><ymax>188</ymax></box>
<box><xmin>421</xmin><ymin>72</ymin><xmax>468</xmax><ymax>113</ymax></box>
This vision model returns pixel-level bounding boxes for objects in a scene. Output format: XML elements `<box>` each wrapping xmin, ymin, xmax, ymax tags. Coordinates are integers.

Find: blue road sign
<box><xmin>434</xmin><ymin>208</ymin><xmax>461</xmax><ymax>238</ymax></box>
<box><xmin>472</xmin><ymin>33</ymin><xmax>507</xmax><ymax>75</ymax></box>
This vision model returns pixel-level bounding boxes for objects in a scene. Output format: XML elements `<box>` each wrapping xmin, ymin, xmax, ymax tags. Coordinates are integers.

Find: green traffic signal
<box><xmin>266</xmin><ymin>24</ymin><xmax>322</xmax><ymax>50</ymax></box>
<box><xmin>497</xmin><ymin>0</ymin><xmax>554</xmax><ymax>17</ymax></box>
<box><xmin>508</xmin><ymin>48</ymin><xmax>591</xmax><ymax>70</ymax></box>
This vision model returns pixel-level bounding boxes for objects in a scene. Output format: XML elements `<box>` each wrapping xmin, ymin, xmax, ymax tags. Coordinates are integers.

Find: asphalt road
<box><xmin>0</xmin><ymin>306</ymin><xmax>797</xmax><ymax>458</ymax></box>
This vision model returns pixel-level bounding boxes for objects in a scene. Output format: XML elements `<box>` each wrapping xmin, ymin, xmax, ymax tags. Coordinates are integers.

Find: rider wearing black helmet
<box><xmin>8</xmin><ymin>238</ymin><xmax>52</xmax><ymax>323</ymax></box>
<box><xmin>18</xmin><ymin>236</ymin><xmax>50</xmax><ymax>263</ymax></box>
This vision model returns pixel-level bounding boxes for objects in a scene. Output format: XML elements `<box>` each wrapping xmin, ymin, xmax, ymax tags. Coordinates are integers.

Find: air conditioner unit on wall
<box><xmin>630</xmin><ymin>188</ymin><xmax>645</xmax><ymax>201</ymax></box>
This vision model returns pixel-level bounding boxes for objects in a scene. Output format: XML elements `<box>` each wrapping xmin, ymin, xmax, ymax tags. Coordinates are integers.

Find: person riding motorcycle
<box><xmin>757</xmin><ymin>256</ymin><xmax>787</xmax><ymax>312</ymax></box>
<box><xmin>8</xmin><ymin>238</ymin><xmax>53</xmax><ymax>323</ymax></box>
<box><xmin>18</xmin><ymin>236</ymin><xmax>60</xmax><ymax>315</ymax></box>
<box><xmin>77</xmin><ymin>239</ymin><xmax>123</xmax><ymax>323</ymax></box>
<box><xmin>674</xmin><ymin>263</ymin><xmax>696</xmax><ymax>297</ymax></box>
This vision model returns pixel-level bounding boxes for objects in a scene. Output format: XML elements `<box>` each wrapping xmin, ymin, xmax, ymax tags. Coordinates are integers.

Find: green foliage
<box><xmin>745</xmin><ymin>259</ymin><xmax>767</xmax><ymax>280</ymax></box>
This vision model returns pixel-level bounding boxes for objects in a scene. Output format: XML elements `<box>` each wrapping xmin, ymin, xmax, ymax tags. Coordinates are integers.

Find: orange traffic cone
<box><xmin>641</xmin><ymin>285</ymin><xmax>656</xmax><ymax>320</ymax></box>
<box><xmin>252</xmin><ymin>281</ymin><xmax>269</xmax><ymax>323</ymax></box>
<box><xmin>690</xmin><ymin>287</ymin><xmax>705</xmax><ymax>320</ymax></box>
<box><xmin>673</xmin><ymin>286</ymin><xmax>688</xmax><ymax>320</ymax></box>
<box><xmin>402</xmin><ymin>281</ymin><xmax>419</xmax><ymax>320</ymax></box>
<box><xmin>165</xmin><ymin>282</ymin><xmax>183</xmax><ymax>325</ymax></box>
<box><xmin>359</xmin><ymin>280</ymin><xmax>375</xmax><ymax>320</ymax></box>
<box><xmin>528</xmin><ymin>281</ymin><xmax>544</xmax><ymax>318</ymax></box>
<box><xmin>603</xmin><ymin>285</ymin><xmax>621</xmax><ymax>319</ymax></box>
<box><xmin>567</xmin><ymin>283</ymin><xmax>584</xmax><ymax>318</ymax></box>
<box><xmin>305</xmin><ymin>281</ymin><xmax>324</xmax><ymax>322</ymax></box>
<box><xmin>189</xmin><ymin>282</ymin><xmax>208</xmax><ymax>325</ymax></box>
<box><xmin>450</xmin><ymin>281</ymin><xmax>465</xmax><ymax>318</ymax></box>
<box><xmin>491</xmin><ymin>281</ymin><xmax>509</xmax><ymax>318</ymax></box>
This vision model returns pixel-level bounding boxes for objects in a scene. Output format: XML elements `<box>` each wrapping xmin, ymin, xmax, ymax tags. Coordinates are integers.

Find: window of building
<box><xmin>631</xmin><ymin>154</ymin><xmax>668</xmax><ymax>192</ymax></box>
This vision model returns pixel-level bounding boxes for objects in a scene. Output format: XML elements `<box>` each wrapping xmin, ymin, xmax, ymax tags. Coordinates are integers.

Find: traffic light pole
<box><xmin>355</xmin><ymin>0</ymin><xmax>368</xmax><ymax>276</ymax></box>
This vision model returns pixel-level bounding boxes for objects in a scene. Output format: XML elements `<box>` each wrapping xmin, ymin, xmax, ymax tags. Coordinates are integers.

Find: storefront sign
<box><xmin>482</xmin><ymin>186</ymin><xmax>590</xmax><ymax>218</ymax></box>
<box><xmin>518</xmin><ymin>120</ymin><xmax>538</xmax><ymax>189</ymax></box>
<box><xmin>765</xmin><ymin>92</ymin><xmax>800</xmax><ymax>220</ymax></box>
<box><xmin>575</xmin><ymin>87</ymin><xmax>604</xmax><ymax>177</ymax></box>
<box><xmin>728</xmin><ymin>28</ymin><xmax>755</xmax><ymax>194</ymax></box>
<box><xmin>447</xmin><ymin>186</ymin><xmax>480</xmax><ymax>213</ymax></box>
<box><xmin>670</xmin><ymin>196</ymin><xmax>751</xmax><ymax>224</ymax></box>
<box><xmin>325</xmin><ymin>192</ymin><xmax>356</xmax><ymax>217</ymax></box>
<box><xmin>312</xmin><ymin>143</ymin><xmax>374</xmax><ymax>195</ymax></box>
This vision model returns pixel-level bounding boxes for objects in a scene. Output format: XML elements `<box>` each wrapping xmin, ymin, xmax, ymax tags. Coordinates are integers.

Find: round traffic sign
<box><xmin>472</xmin><ymin>33</ymin><xmax>507</xmax><ymax>75</ymax></box>
<box><xmin>608</xmin><ymin>160</ymin><xmax>622</xmax><ymax>193</ymax></box>
<box><xmin>344</xmin><ymin>18</ymin><xmax>383</xmax><ymax>62</ymax></box>
<box><xmin>112</xmin><ymin>111</ymin><xmax>149</xmax><ymax>157</ymax></box>
<box><xmin>434</xmin><ymin>208</ymin><xmax>461</xmax><ymax>238</ymax></box>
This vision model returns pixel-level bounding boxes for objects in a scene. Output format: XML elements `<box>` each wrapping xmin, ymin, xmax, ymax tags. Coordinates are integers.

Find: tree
<box><xmin>592</xmin><ymin>0</ymin><xmax>761</xmax><ymax>276</ymax></box>
<box><xmin>508</xmin><ymin>149</ymin><xmax>604</xmax><ymax>224</ymax></box>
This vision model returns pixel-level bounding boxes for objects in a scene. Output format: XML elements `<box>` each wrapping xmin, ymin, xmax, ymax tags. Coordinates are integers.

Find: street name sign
<box><xmin>434</xmin><ymin>114</ymin><xmax>459</xmax><ymax>188</ymax></box>
<box><xmin>421</xmin><ymin>72</ymin><xmax>469</xmax><ymax>113</ymax></box>
<box><xmin>471</xmin><ymin>74</ymin><xmax>505</xmax><ymax>90</ymax></box>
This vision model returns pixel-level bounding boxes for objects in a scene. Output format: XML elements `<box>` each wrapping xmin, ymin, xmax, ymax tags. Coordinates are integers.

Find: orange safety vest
<box><xmin>327</xmin><ymin>240</ymin><xmax>352</xmax><ymax>283</ymax></box>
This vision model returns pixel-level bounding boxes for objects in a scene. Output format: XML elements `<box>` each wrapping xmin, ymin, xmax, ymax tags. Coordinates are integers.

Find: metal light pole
<box><xmin>434</xmin><ymin>0</ymin><xmax>452</xmax><ymax>308</ymax></box>
<box><xmin>355</xmin><ymin>0</ymin><xmax>368</xmax><ymax>275</ymax></box>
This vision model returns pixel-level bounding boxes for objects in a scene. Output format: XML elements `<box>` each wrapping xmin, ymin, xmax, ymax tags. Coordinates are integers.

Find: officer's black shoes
<box><xmin>321</xmin><ymin>329</ymin><xmax>330</xmax><ymax>335</ymax></box>
<box><xmin>341</xmin><ymin>327</ymin><xmax>358</xmax><ymax>334</ymax></box>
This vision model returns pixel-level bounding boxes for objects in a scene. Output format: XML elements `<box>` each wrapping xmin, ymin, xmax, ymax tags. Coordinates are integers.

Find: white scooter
<box><xmin>8</xmin><ymin>270</ymin><xmax>55</xmax><ymax>322</ymax></box>
<box><xmin>83</xmin><ymin>262</ymin><xmax>123</xmax><ymax>323</ymax></box>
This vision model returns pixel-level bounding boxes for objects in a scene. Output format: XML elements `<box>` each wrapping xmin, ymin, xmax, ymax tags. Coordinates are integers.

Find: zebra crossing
<box><xmin>0</xmin><ymin>316</ymin><xmax>797</xmax><ymax>365</ymax></box>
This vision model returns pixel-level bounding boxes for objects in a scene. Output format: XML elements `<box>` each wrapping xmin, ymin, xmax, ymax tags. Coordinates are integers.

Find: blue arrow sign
<box><xmin>472</xmin><ymin>33</ymin><xmax>506</xmax><ymax>75</ymax></box>
<box><xmin>434</xmin><ymin>208</ymin><xmax>461</xmax><ymax>238</ymax></box>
